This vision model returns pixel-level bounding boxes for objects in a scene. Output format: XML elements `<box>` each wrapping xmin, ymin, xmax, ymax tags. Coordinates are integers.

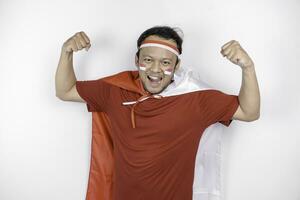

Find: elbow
<box><xmin>247</xmin><ymin>112</ymin><xmax>260</xmax><ymax>122</ymax></box>
<box><xmin>56</xmin><ymin>92</ymin><xmax>66</xmax><ymax>101</ymax></box>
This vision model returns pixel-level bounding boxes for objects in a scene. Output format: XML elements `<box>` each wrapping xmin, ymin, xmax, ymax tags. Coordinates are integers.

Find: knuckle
<box><xmin>72</xmin><ymin>39</ymin><xmax>78</xmax><ymax>45</ymax></box>
<box><xmin>80</xmin><ymin>40</ymin><xmax>85</xmax><ymax>46</ymax></box>
<box><xmin>234</xmin><ymin>43</ymin><xmax>240</xmax><ymax>48</ymax></box>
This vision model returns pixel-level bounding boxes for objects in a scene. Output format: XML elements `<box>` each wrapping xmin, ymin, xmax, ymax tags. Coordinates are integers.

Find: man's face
<box><xmin>135</xmin><ymin>35</ymin><xmax>180</xmax><ymax>94</ymax></box>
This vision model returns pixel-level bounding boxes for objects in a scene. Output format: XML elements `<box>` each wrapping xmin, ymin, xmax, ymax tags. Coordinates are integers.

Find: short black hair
<box><xmin>136</xmin><ymin>26</ymin><xmax>183</xmax><ymax>64</ymax></box>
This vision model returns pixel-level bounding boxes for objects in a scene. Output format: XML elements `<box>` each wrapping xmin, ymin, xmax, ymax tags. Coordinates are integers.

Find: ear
<box><xmin>175</xmin><ymin>58</ymin><xmax>181</xmax><ymax>71</ymax></box>
<box><xmin>135</xmin><ymin>55</ymin><xmax>139</xmax><ymax>68</ymax></box>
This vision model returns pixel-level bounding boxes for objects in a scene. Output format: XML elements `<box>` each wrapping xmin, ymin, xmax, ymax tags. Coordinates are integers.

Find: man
<box><xmin>55</xmin><ymin>26</ymin><xmax>260</xmax><ymax>200</ymax></box>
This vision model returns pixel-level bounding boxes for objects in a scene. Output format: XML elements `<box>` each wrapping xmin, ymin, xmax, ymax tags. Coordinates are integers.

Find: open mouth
<box><xmin>147</xmin><ymin>75</ymin><xmax>162</xmax><ymax>82</ymax></box>
<box><xmin>147</xmin><ymin>75</ymin><xmax>163</xmax><ymax>87</ymax></box>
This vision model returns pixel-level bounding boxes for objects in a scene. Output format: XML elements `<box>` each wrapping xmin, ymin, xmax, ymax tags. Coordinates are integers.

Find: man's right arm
<box><xmin>55</xmin><ymin>31</ymin><xmax>91</xmax><ymax>102</ymax></box>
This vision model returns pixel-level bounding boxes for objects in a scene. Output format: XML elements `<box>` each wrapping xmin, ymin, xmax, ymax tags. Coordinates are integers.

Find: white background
<box><xmin>0</xmin><ymin>0</ymin><xmax>299</xmax><ymax>199</ymax></box>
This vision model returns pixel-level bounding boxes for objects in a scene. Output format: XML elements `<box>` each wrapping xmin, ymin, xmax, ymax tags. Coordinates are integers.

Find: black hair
<box><xmin>136</xmin><ymin>26</ymin><xmax>183</xmax><ymax>66</ymax></box>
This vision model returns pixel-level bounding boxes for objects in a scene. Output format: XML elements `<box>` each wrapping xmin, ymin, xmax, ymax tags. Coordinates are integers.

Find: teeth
<box><xmin>149</xmin><ymin>76</ymin><xmax>161</xmax><ymax>80</ymax></box>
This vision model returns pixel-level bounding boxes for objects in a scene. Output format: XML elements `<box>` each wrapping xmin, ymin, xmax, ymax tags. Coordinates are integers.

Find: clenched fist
<box><xmin>62</xmin><ymin>31</ymin><xmax>91</xmax><ymax>53</ymax></box>
<box><xmin>220</xmin><ymin>40</ymin><xmax>254</xmax><ymax>69</ymax></box>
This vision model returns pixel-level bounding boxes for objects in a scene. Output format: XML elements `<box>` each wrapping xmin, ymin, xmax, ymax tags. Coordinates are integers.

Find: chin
<box><xmin>145</xmin><ymin>86</ymin><xmax>163</xmax><ymax>94</ymax></box>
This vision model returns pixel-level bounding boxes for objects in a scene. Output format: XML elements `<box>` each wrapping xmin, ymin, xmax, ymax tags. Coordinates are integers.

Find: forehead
<box><xmin>140</xmin><ymin>35</ymin><xmax>178</xmax><ymax>60</ymax></box>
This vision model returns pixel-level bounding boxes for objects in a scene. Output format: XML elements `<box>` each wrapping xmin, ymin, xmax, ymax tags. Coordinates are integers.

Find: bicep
<box><xmin>58</xmin><ymin>84</ymin><xmax>85</xmax><ymax>102</ymax></box>
<box><xmin>232</xmin><ymin>105</ymin><xmax>256</xmax><ymax>122</ymax></box>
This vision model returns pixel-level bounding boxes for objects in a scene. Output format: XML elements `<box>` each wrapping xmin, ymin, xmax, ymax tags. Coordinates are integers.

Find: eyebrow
<box><xmin>141</xmin><ymin>54</ymin><xmax>173</xmax><ymax>60</ymax></box>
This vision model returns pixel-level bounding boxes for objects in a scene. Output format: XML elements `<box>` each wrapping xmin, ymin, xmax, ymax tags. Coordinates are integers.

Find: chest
<box><xmin>106</xmin><ymin>90</ymin><xmax>206</xmax><ymax>143</ymax></box>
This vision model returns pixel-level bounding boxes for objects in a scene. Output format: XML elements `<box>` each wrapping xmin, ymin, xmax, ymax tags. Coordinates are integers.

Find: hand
<box><xmin>62</xmin><ymin>31</ymin><xmax>91</xmax><ymax>53</ymax></box>
<box><xmin>220</xmin><ymin>40</ymin><xmax>254</xmax><ymax>69</ymax></box>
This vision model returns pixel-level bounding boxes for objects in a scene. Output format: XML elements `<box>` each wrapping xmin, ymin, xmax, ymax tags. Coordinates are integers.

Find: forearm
<box><xmin>55</xmin><ymin>48</ymin><xmax>77</xmax><ymax>97</ymax></box>
<box><xmin>238</xmin><ymin>65</ymin><xmax>261</xmax><ymax>118</ymax></box>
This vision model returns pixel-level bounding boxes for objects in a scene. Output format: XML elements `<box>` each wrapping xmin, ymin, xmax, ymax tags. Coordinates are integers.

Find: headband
<box><xmin>139</xmin><ymin>40</ymin><xmax>180</xmax><ymax>57</ymax></box>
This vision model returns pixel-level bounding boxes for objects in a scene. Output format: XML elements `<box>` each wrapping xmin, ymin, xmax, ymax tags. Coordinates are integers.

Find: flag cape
<box><xmin>85</xmin><ymin>67</ymin><xmax>226</xmax><ymax>200</ymax></box>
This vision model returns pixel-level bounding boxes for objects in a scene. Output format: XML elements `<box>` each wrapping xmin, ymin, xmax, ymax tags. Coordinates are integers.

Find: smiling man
<box><xmin>55</xmin><ymin>26</ymin><xmax>260</xmax><ymax>200</ymax></box>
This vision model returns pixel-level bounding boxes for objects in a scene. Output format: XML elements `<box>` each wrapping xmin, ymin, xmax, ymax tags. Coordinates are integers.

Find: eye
<box><xmin>162</xmin><ymin>60</ymin><xmax>171</xmax><ymax>66</ymax></box>
<box><xmin>144</xmin><ymin>58</ymin><xmax>152</xmax><ymax>63</ymax></box>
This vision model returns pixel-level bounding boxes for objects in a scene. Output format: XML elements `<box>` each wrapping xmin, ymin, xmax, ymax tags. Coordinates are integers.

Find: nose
<box><xmin>150</xmin><ymin>61</ymin><xmax>162</xmax><ymax>73</ymax></box>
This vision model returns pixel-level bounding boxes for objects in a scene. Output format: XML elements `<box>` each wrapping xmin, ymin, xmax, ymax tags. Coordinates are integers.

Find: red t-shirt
<box><xmin>76</xmin><ymin>77</ymin><xmax>239</xmax><ymax>200</ymax></box>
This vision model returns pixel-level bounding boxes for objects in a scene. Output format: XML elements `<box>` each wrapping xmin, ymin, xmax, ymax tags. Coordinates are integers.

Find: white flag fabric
<box><xmin>159</xmin><ymin>67</ymin><xmax>226</xmax><ymax>200</ymax></box>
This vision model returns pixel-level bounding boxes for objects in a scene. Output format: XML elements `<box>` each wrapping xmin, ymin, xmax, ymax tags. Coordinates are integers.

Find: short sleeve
<box><xmin>202</xmin><ymin>90</ymin><xmax>240</xmax><ymax>127</ymax></box>
<box><xmin>76</xmin><ymin>78</ymin><xmax>111</xmax><ymax>112</ymax></box>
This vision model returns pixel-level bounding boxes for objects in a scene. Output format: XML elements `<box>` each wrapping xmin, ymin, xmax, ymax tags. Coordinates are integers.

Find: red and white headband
<box><xmin>139</xmin><ymin>40</ymin><xmax>180</xmax><ymax>57</ymax></box>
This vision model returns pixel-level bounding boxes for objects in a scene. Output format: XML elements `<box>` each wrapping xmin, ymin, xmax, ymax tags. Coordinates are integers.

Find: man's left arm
<box><xmin>221</xmin><ymin>40</ymin><xmax>260</xmax><ymax>122</ymax></box>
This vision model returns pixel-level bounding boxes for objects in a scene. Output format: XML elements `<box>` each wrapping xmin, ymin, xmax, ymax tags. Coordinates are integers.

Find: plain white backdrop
<box><xmin>0</xmin><ymin>0</ymin><xmax>299</xmax><ymax>199</ymax></box>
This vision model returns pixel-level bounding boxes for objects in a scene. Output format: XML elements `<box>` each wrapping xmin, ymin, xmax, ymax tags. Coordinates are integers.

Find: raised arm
<box><xmin>55</xmin><ymin>31</ymin><xmax>91</xmax><ymax>102</ymax></box>
<box><xmin>221</xmin><ymin>40</ymin><xmax>260</xmax><ymax>121</ymax></box>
